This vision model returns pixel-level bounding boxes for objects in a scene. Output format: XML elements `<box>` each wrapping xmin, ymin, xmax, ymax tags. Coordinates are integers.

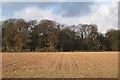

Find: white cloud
<box><xmin>0</xmin><ymin>11</ymin><xmax>1</xmax><ymax>21</ymax></box>
<box><xmin>4</xmin><ymin>2</ymin><xmax>118</xmax><ymax>33</ymax></box>
<box><xmin>12</xmin><ymin>7</ymin><xmax>79</xmax><ymax>24</ymax></box>
<box><xmin>13</xmin><ymin>7</ymin><xmax>55</xmax><ymax>21</ymax></box>
<box><xmin>0</xmin><ymin>3</ymin><xmax>2</xmax><ymax>21</ymax></box>
<box><xmin>1</xmin><ymin>0</ymin><xmax>119</xmax><ymax>2</ymax></box>
<box><xmin>77</xmin><ymin>3</ymin><xmax>118</xmax><ymax>33</ymax></box>
<box><xmin>56</xmin><ymin>3</ymin><xmax>118</xmax><ymax>33</ymax></box>
<box><xmin>1</xmin><ymin>0</ymin><xmax>57</xmax><ymax>2</ymax></box>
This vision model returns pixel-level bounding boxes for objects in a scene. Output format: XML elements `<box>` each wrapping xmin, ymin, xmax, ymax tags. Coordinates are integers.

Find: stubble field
<box><xmin>2</xmin><ymin>52</ymin><xmax>118</xmax><ymax>78</ymax></box>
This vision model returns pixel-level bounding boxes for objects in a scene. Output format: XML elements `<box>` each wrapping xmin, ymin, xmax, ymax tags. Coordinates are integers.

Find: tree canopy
<box><xmin>1</xmin><ymin>18</ymin><xmax>120</xmax><ymax>52</ymax></box>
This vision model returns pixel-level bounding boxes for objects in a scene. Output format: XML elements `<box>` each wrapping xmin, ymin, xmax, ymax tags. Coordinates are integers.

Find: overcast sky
<box><xmin>1</xmin><ymin>0</ymin><xmax>118</xmax><ymax>33</ymax></box>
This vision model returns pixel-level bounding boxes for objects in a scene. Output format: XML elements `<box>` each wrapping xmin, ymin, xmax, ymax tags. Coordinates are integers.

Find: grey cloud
<box><xmin>53</xmin><ymin>2</ymin><xmax>94</xmax><ymax>17</ymax></box>
<box><xmin>2</xmin><ymin>2</ymin><xmax>95</xmax><ymax>18</ymax></box>
<box><xmin>2</xmin><ymin>2</ymin><xmax>60</xmax><ymax>16</ymax></box>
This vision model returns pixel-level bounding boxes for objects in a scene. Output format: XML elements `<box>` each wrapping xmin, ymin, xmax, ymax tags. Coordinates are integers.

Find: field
<box><xmin>2</xmin><ymin>52</ymin><xmax>118</xmax><ymax>78</ymax></box>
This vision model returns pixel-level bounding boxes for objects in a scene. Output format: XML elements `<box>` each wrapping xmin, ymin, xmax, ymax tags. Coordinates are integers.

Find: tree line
<box><xmin>1</xmin><ymin>18</ymin><xmax>120</xmax><ymax>52</ymax></box>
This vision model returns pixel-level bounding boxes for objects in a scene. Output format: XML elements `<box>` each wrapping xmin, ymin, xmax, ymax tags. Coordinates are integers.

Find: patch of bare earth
<box><xmin>2</xmin><ymin>52</ymin><xmax>118</xmax><ymax>78</ymax></box>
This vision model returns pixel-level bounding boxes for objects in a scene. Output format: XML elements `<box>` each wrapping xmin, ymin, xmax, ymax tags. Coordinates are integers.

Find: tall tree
<box><xmin>106</xmin><ymin>29</ymin><xmax>120</xmax><ymax>51</ymax></box>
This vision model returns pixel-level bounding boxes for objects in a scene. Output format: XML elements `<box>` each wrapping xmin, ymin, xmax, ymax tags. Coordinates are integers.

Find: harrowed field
<box><xmin>2</xmin><ymin>52</ymin><xmax>118</xmax><ymax>78</ymax></box>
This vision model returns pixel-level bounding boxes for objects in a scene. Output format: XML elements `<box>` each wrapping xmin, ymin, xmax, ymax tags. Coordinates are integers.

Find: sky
<box><xmin>0</xmin><ymin>0</ymin><xmax>119</xmax><ymax>33</ymax></box>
